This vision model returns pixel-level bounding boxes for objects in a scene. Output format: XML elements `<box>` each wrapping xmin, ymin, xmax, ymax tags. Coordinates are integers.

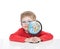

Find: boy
<box><xmin>9</xmin><ymin>11</ymin><xmax>53</xmax><ymax>43</ymax></box>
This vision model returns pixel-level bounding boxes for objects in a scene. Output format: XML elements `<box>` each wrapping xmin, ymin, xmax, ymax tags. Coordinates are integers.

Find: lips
<box><xmin>24</xmin><ymin>26</ymin><xmax>28</xmax><ymax>28</ymax></box>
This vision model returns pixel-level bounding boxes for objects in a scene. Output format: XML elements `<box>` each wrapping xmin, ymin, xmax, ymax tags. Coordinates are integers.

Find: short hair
<box><xmin>21</xmin><ymin>11</ymin><xmax>36</xmax><ymax>21</ymax></box>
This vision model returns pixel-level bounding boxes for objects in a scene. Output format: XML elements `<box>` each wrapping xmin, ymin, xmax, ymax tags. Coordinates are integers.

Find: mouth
<box><xmin>24</xmin><ymin>26</ymin><xmax>28</xmax><ymax>28</ymax></box>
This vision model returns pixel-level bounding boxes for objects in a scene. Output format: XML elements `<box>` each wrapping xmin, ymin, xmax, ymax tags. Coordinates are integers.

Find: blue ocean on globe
<box><xmin>28</xmin><ymin>21</ymin><xmax>41</xmax><ymax>34</ymax></box>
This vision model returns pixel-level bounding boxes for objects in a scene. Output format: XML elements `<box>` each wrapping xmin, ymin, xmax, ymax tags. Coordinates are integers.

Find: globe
<box><xmin>28</xmin><ymin>21</ymin><xmax>42</xmax><ymax>35</ymax></box>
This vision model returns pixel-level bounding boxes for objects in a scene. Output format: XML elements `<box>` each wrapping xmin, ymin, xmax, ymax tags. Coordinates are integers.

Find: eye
<box><xmin>22</xmin><ymin>21</ymin><xmax>26</xmax><ymax>23</ymax></box>
<box><xmin>28</xmin><ymin>21</ymin><xmax>32</xmax><ymax>22</ymax></box>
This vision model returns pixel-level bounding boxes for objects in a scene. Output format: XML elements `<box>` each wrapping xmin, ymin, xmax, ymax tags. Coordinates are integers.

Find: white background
<box><xmin>0</xmin><ymin>0</ymin><xmax>60</xmax><ymax>39</ymax></box>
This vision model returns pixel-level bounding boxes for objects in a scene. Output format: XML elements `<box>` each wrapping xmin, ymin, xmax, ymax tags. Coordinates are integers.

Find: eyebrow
<box><xmin>22</xmin><ymin>21</ymin><xmax>32</xmax><ymax>23</ymax></box>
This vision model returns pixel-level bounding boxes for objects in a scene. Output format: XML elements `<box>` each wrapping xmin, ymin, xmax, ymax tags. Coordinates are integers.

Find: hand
<box><xmin>25</xmin><ymin>37</ymin><xmax>41</xmax><ymax>43</ymax></box>
<box><xmin>25</xmin><ymin>38</ymin><xmax>30</xmax><ymax>42</ymax></box>
<box><xmin>29</xmin><ymin>37</ymin><xmax>38</xmax><ymax>43</ymax></box>
<box><xmin>33</xmin><ymin>37</ymin><xmax>41</xmax><ymax>42</ymax></box>
<box><xmin>30</xmin><ymin>37</ymin><xmax>41</xmax><ymax>43</ymax></box>
<box><xmin>25</xmin><ymin>37</ymin><xmax>35</xmax><ymax>43</ymax></box>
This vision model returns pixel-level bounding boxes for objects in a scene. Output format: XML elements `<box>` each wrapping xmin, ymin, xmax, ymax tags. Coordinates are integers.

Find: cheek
<box><xmin>22</xmin><ymin>23</ymin><xmax>28</xmax><ymax>28</ymax></box>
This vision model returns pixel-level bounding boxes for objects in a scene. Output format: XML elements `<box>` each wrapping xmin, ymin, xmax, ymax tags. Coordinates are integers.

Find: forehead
<box><xmin>22</xmin><ymin>16</ymin><xmax>33</xmax><ymax>21</ymax></box>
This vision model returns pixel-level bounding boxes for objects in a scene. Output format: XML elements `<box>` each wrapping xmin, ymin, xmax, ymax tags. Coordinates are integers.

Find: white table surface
<box><xmin>1</xmin><ymin>39</ymin><xmax>60</xmax><ymax>49</ymax></box>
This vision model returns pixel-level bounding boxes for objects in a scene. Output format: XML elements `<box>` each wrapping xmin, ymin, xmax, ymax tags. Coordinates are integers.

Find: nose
<box><xmin>25</xmin><ymin>23</ymin><xmax>28</xmax><ymax>26</ymax></box>
<box><xmin>25</xmin><ymin>22</ymin><xmax>30</xmax><ymax>25</ymax></box>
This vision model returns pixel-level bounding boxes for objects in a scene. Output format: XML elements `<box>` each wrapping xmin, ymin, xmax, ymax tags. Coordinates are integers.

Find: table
<box><xmin>1</xmin><ymin>39</ymin><xmax>60</xmax><ymax>49</ymax></box>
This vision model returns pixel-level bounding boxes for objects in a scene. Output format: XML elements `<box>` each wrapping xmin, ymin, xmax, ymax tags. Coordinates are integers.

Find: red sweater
<box><xmin>9</xmin><ymin>28</ymin><xmax>53</xmax><ymax>42</ymax></box>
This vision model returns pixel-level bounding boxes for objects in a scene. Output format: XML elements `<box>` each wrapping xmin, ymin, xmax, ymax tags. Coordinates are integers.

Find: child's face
<box><xmin>22</xmin><ymin>16</ymin><xmax>33</xmax><ymax>31</ymax></box>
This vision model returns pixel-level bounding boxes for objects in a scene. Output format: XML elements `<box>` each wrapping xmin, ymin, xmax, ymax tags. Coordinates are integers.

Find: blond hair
<box><xmin>21</xmin><ymin>11</ymin><xmax>36</xmax><ymax>21</ymax></box>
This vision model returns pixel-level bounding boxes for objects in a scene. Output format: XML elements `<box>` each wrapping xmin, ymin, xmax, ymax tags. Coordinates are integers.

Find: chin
<box><xmin>24</xmin><ymin>28</ymin><xmax>28</xmax><ymax>31</ymax></box>
<box><xmin>25</xmin><ymin>29</ymin><xmax>28</xmax><ymax>31</ymax></box>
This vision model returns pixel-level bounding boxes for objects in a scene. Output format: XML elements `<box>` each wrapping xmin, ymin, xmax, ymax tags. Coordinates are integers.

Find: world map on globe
<box><xmin>28</xmin><ymin>21</ymin><xmax>42</xmax><ymax>34</ymax></box>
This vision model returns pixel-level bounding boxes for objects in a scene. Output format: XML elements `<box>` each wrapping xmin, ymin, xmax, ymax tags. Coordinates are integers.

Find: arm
<box><xmin>39</xmin><ymin>31</ymin><xmax>53</xmax><ymax>42</ymax></box>
<box><xmin>9</xmin><ymin>28</ymin><xmax>27</xmax><ymax>42</ymax></box>
<box><xmin>9</xmin><ymin>34</ymin><xmax>27</xmax><ymax>42</ymax></box>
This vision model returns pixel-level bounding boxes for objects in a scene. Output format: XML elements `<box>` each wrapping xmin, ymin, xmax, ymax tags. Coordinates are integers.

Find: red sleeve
<box><xmin>39</xmin><ymin>31</ymin><xmax>53</xmax><ymax>42</ymax></box>
<box><xmin>9</xmin><ymin>28</ymin><xmax>27</xmax><ymax>42</ymax></box>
